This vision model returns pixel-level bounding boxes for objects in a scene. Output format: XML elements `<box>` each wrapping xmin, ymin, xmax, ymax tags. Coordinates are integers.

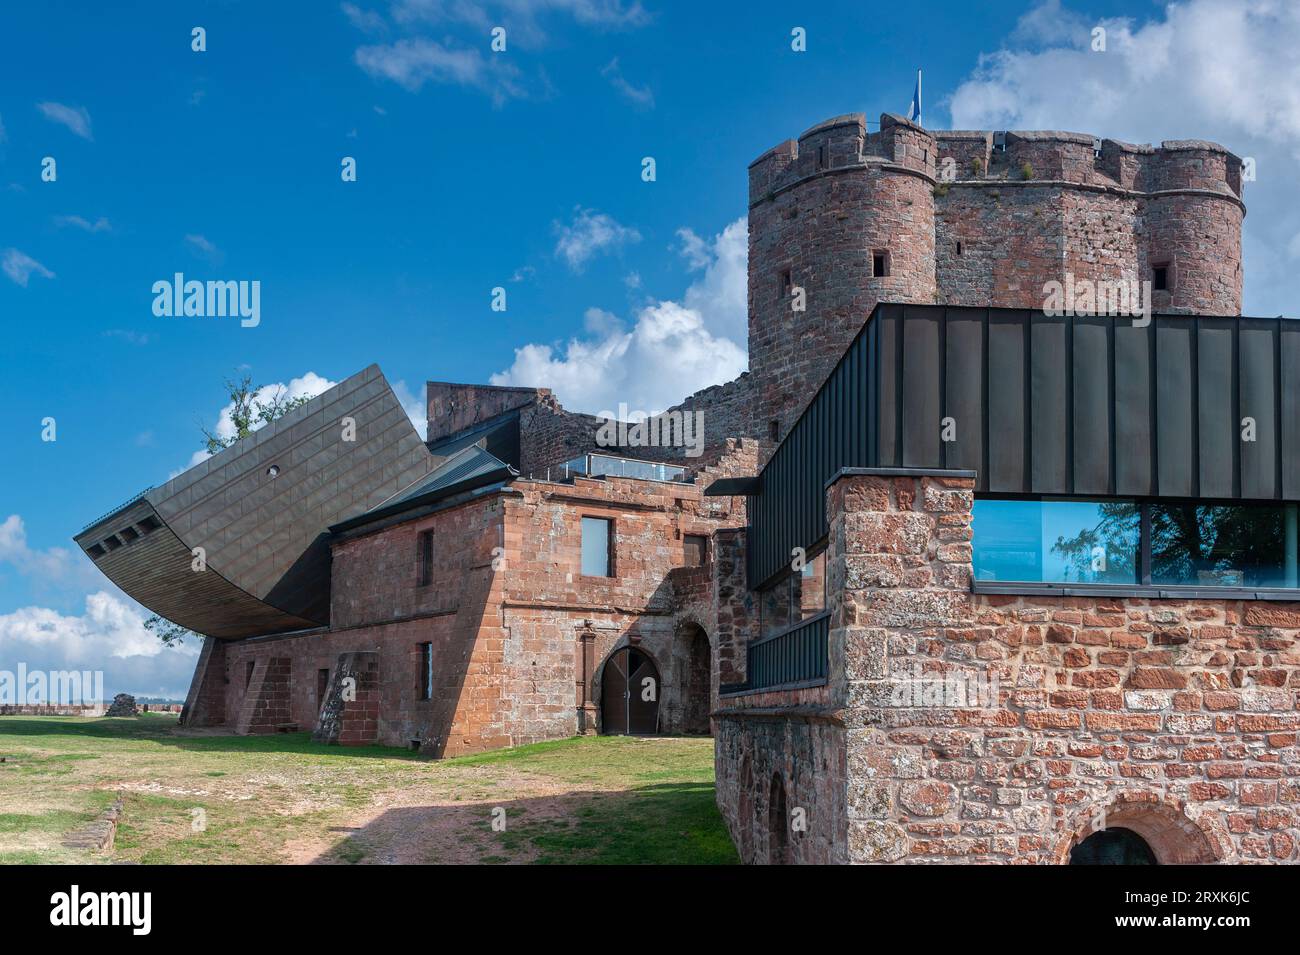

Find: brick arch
<box><xmin>1056</xmin><ymin>791</ymin><xmax>1228</xmax><ymax>865</ymax></box>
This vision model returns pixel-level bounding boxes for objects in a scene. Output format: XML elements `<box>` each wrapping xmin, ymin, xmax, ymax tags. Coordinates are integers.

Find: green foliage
<box><xmin>201</xmin><ymin>372</ymin><xmax>312</xmax><ymax>455</ymax></box>
<box><xmin>1020</xmin><ymin>161</ymin><xmax>1035</xmax><ymax>180</ymax></box>
<box><xmin>144</xmin><ymin>614</ymin><xmax>197</xmax><ymax>647</ymax></box>
<box><xmin>970</xmin><ymin>156</ymin><xmax>984</xmax><ymax>176</ymax></box>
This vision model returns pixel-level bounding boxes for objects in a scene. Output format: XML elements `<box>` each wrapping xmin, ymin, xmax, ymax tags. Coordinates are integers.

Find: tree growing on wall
<box><xmin>148</xmin><ymin>373</ymin><xmax>313</xmax><ymax>646</ymax></box>
<box><xmin>201</xmin><ymin>373</ymin><xmax>312</xmax><ymax>454</ymax></box>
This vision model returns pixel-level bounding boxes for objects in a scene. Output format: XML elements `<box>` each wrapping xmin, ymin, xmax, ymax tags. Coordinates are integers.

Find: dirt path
<box><xmin>281</xmin><ymin>766</ymin><xmax>623</xmax><ymax>864</ymax></box>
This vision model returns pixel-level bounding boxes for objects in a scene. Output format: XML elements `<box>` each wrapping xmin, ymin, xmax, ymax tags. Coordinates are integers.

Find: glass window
<box><xmin>581</xmin><ymin>517</ymin><xmax>612</xmax><ymax>577</ymax></box>
<box><xmin>1150</xmin><ymin>503</ymin><xmax>1298</xmax><ymax>587</ymax></box>
<box><xmin>420</xmin><ymin>643</ymin><xmax>433</xmax><ymax>700</ymax></box>
<box><xmin>972</xmin><ymin>499</ymin><xmax>1139</xmax><ymax>584</ymax></box>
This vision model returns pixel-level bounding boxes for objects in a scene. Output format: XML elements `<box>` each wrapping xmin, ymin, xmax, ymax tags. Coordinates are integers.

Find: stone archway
<box><xmin>676</xmin><ymin>622</ymin><xmax>712</xmax><ymax>736</ymax></box>
<box><xmin>1058</xmin><ymin>792</ymin><xmax>1225</xmax><ymax>865</ymax></box>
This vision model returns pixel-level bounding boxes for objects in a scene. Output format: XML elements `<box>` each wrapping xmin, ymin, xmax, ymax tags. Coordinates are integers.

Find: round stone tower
<box><xmin>747</xmin><ymin>113</ymin><xmax>937</xmax><ymax>446</ymax></box>
<box><xmin>747</xmin><ymin>113</ymin><xmax>1245</xmax><ymax>447</ymax></box>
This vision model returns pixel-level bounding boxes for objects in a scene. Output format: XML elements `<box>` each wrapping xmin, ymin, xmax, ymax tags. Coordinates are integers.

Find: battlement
<box><xmin>749</xmin><ymin>113</ymin><xmax>1244</xmax><ymax>204</ymax></box>
<box><xmin>747</xmin><ymin>112</ymin><xmax>1246</xmax><ymax>451</ymax></box>
<box><xmin>932</xmin><ymin>128</ymin><xmax>1242</xmax><ymax>199</ymax></box>
<box><xmin>748</xmin><ymin>112</ymin><xmax>936</xmax><ymax>203</ymax></box>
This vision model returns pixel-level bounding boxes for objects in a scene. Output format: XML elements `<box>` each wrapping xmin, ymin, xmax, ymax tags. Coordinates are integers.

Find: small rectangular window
<box><xmin>420</xmin><ymin>642</ymin><xmax>433</xmax><ymax>700</ymax></box>
<box><xmin>769</xmin><ymin>420</ymin><xmax>781</xmax><ymax>443</ymax></box>
<box><xmin>581</xmin><ymin>517</ymin><xmax>613</xmax><ymax>577</ymax></box>
<box><xmin>684</xmin><ymin>534</ymin><xmax>707</xmax><ymax>567</ymax></box>
<box><xmin>778</xmin><ymin>268</ymin><xmax>792</xmax><ymax>295</ymax></box>
<box><xmin>872</xmin><ymin>250</ymin><xmax>890</xmax><ymax>278</ymax></box>
<box><xmin>816</xmin><ymin>144</ymin><xmax>827</xmax><ymax>169</ymax></box>
<box><xmin>137</xmin><ymin>515</ymin><xmax>161</xmax><ymax>534</ymax></box>
<box><xmin>317</xmin><ymin>668</ymin><xmax>330</xmax><ymax>704</ymax></box>
<box><xmin>1153</xmin><ymin>265</ymin><xmax>1169</xmax><ymax>292</ymax></box>
<box><xmin>87</xmin><ymin>543</ymin><xmax>106</xmax><ymax>559</ymax></box>
<box><xmin>417</xmin><ymin>530</ymin><xmax>434</xmax><ymax>586</ymax></box>
<box><xmin>119</xmin><ymin>526</ymin><xmax>139</xmax><ymax>543</ymax></box>
<box><xmin>103</xmin><ymin>536</ymin><xmax>122</xmax><ymax>552</ymax></box>
<box><xmin>955</xmin><ymin>241</ymin><xmax>963</xmax><ymax>256</ymax></box>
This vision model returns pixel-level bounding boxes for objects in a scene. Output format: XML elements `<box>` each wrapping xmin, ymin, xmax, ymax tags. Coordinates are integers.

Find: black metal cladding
<box><xmin>747</xmin><ymin>303</ymin><xmax>1300</xmax><ymax>590</ymax></box>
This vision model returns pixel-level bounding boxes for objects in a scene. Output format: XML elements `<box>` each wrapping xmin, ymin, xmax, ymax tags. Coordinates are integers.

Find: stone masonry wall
<box><xmin>748</xmin><ymin>113</ymin><xmax>1245</xmax><ymax>455</ymax></box>
<box><xmin>199</xmin><ymin>469</ymin><xmax>746</xmax><ymax>754</ymax></box>
<box><xmin>831</xmin><ymin>470</ymin><xmax>1300</xmax><ymax>864</ymax></box>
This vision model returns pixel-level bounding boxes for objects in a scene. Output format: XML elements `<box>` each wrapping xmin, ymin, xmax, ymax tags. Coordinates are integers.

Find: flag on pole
<box><xmin>907</xmin><ymin>69</ymin><xmax>922</xmax><ymax>126</ymax></box>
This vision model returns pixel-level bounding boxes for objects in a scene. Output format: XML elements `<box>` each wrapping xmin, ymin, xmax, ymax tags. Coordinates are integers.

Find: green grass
<box><xmin>0</xmin><ymin>716</ymin><xmax>735</xmax><ymax>864</ymax></box>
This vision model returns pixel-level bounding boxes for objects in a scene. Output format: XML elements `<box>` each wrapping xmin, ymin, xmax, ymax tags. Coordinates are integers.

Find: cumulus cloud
<box><xmin>947</xmin><ymin>0</ymin><xmax>1300</xmax><ymax>316</ymax></box>
<box><xmin>36</xmin><ymin>101</ymin><xmax>92</xmax><ymax>139</ymax></box>
<box><xmin>0</xmin><ymin>592</ymin><xmax>199</xmax><ymax>699</ymax></box>
<box><xmin>342</xmin><ymin>1</ymin><xmax>388</xmax><ymax>34</ymax></box>
<box><xmin>491</xmin><ymin>216</ymin><xmax>748</xmax><ymax>414</ymax></box>
<box><xmin>390</xmin><ymin>379</ymin><xmax>428</xmax><ymax>440</ymax></box>
<box><xmin>0</xmin><ymin>515</ymin><xmax>85</xmax><ymax>583</ymax></box>
<box><xmin>1</xmin><ymin>249</ymin><xmax>55</xmax><ymax>287</ymax></box>
<box><xmin>553</xmin><ymin>207</ymin><xmax>640</xmax><ymax>272</ymax></box>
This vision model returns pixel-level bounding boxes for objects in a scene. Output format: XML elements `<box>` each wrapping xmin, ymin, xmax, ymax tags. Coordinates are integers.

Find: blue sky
<box><xmin>3</xmin><ymin>0</ymin><xmax>1299</xmax><ymax>698</ymax></box>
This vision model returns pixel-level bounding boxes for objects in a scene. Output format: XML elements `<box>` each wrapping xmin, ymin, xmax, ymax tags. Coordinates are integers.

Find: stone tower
<box><xmin>747</xmin><ymin>112</ymin><xmax>1245</xmax><ymax>446</ymax></box>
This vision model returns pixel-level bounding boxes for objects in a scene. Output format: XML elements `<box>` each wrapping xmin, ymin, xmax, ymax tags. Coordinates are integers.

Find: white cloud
<box><xmin>391</xmin><ymin>379</ymin><xmax>428</xmax><ymax>440</ymax></box>
<box><xmin>0</xmin><ymin>592</ymin><xmax>199</xmax><ymax>699</ymax></box>
<box><xmin>1</xmin><ymin>249</ymin><xmax>54</xmax><ymax>287</ymax></box>
<box><xmin>183</xmin><ymin>233</ymin><xmax>222</xmax><ymax>263</ymax></box>
<box><xmin>678</xmin><ymin>219</ymin><xmax>747</xmax><ymax>343</ymax></box>
<box><xmin>390</xmin><ymin>0</ymin><xmax>649</xmax><ymax>47</ymax></box>
<box><xmin>491</xmin><ymin>217</ymin><xmax>748</xmax><ymax>414</ymax></box>
<box><xmin>948</xmin><ymin>0</ymin><xmax>1300</xmax><ymax>317</ymax></box>
<box><xmin>36</xmin><ymin>101</ymin><xmax>92</xmax><ymax>140</ymax></box>
<box><xmin>54</xmin><ymin>214</ymin><xmax>111</xmax><ymax>233</ymax></box>
<box><xmin>554</xmin><ymin>207</ymin><xmax>640</xmax><ymax>272</ymax></box>
<box><xmin>355</xmin><ymin>37</ymin><xmax>525</xmax><ymax>104</ymax></box>
<box><xmin>342</xmin><ymin>1</ymin><xmax>388</xmax><ymax>33</ymax></box>
<box><xmin>601</xmin><ymin>57</ymin><xmax>653</xmax><ymax>108</ymax></box>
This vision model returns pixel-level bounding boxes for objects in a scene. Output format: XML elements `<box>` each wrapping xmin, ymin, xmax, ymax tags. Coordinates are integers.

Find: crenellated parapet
<box><xmin>748</xmin><ymin>113</ymin><xmax>1247</xmax><ymax>454</ymax></box>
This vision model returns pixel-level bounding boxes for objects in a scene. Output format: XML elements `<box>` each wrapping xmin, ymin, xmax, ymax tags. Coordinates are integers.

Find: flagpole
<box><xmin>917</xmin><ymin>69</ymin><xmax>922</xmax><ymax>126</ymax></box>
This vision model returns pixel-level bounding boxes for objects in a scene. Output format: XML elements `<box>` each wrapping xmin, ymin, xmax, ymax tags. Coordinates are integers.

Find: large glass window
<box><xmin>581</xmin><ymin>517</ymin><xmax>613</xmax><ymax>577</ymax></box>
<box><xmin>973</xmin><ymin>499</ymin><xmax>1139</xmax><ymax>584</ymax></box>
<box><xmin>1150</xmin><ymin>504</ymin><xmax>1298</xmax><ymax>587</ymax></box>
<box><xmin>973</xmin><ymin>498</ymin><xmax>1300</xmax><ymax>590</ymax></box>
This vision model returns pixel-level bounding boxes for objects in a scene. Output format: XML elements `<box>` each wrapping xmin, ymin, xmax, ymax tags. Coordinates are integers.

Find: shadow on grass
<box><xmin>314</xmin><ymin>781</ymin><xmax>739</xmax><ymax>865</ymax></box>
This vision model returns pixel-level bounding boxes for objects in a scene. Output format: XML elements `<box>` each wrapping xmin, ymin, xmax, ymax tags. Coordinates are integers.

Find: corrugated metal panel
<box><xmin>747</xmin><ymin>304</ymin><xmax>1300</xmax><ymax>590</ymax></box>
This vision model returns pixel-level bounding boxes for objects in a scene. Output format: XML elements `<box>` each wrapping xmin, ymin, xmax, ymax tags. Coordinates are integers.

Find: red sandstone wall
<box><xmin>748</xmin><ymin>114</ymin><xmax>1245</xmax><ymax>454</ymax></box>
<box><xmin>204</xmin><ymin>471</ymin><xmax>746</xmax><ymax>754</ymax></box>
<box><xmin>830</xmin><ymin>472</ymin><xmax>1298</xmax><ymax>864</ymax></box>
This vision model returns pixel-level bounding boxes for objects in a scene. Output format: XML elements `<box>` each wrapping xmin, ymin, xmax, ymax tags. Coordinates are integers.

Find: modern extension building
<box><xmin>78</xmin><ymin>113</ymin><xmax>1300</xmax><ymax>863</ymax></box>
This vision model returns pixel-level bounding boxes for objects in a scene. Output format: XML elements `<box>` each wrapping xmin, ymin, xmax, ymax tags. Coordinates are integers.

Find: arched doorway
<box><xmin>678</xmin><ymin>623</ymin><xmax>711</xmax><ymax>735</ymax></box>
<box><xmin>600</xmin><ymin>647</ymin><xmax>660</xmax><ymax>735</ymax></box>
<box><xmin>767</xmin><ymin>773</ymin><xmax>789</xmax><ymax>865</ymax></box>
<box><xmin>1070</xmin><ymin>827</ymin><xmax>1158</xmax><ymax>864</ymax></box>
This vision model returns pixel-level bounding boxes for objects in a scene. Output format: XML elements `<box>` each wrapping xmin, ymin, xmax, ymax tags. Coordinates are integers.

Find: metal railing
<box><xmin>721</xmin><ymin>610</ymin><xmax>830</xmax><ymax>694</ymax></box>
<box><xmin>79</xmin><ymin>486</ymin><xmax>153</xmax><ymax>533</ymax></box>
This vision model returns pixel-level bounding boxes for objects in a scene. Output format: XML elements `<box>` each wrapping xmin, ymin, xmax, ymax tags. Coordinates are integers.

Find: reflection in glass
<box><xmin>1150</xmin><ymin>503</ymin><xmax>1298</xmax><ymax>587</ymax></box>
<box><xmin>972</xmin><ymin>499</ymin><xmax>1139</xmax><ymax>584</ymax></box>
